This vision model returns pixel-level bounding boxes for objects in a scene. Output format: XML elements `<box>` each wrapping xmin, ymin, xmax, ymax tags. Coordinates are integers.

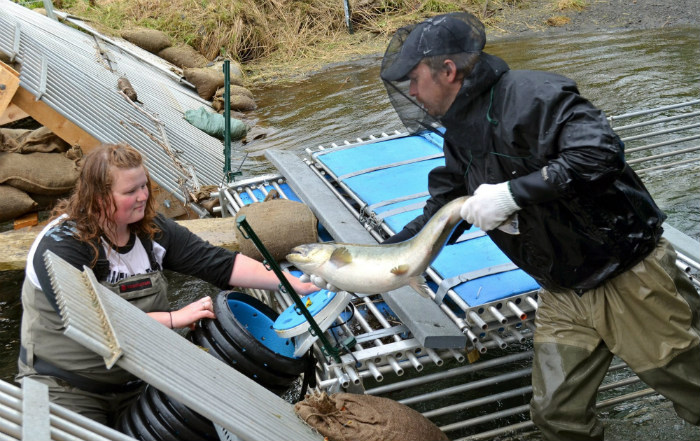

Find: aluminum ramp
<box><xmin>0</xmin><ymin>1</ymin><xmax>229</xmax><ymax>209</ymax></box>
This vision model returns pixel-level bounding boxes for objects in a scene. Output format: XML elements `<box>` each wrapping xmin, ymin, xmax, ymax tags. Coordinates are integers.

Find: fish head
<box><xmin>286</xmin><ymin>243</ymin><xmax>334</xmax><ymax>273</ymax></box>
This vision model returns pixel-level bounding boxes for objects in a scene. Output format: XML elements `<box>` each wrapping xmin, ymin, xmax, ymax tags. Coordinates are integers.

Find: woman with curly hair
<box><xmin>17</xmin><ymin>143</ymin><xmax>317</xmax><ymax>426</ymax></box>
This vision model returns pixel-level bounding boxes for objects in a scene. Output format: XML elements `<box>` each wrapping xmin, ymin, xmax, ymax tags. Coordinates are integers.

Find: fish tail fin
<box><xmin>409</xmin><ymin>275</ymin><xmax>431</xmax><ymax>299</ymax></box>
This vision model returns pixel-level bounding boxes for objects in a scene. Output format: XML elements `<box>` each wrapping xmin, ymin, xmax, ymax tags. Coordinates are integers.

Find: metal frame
<box><xmin>214</xmin><ymin>100</ymin><xmax>700</xmax><ymax>439</ymax></box>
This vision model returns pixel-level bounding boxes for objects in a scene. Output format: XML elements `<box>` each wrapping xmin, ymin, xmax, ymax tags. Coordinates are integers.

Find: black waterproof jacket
<box><xmin>391</xmin><ymin>53</ymin><xmax>666</xmax><ymax>293</ymax></box>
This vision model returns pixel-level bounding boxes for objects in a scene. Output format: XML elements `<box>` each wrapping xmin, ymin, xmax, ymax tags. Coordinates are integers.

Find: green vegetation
<box><xmin>34</xmin><ymin>0</ymin><xmax>585</xmax><ymax>83</ymax></box>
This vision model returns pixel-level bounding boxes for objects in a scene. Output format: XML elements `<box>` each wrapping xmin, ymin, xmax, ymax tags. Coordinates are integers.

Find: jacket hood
<box><xmin>440</xmin><ymin>53</ymin><xmax>510</xmax><ymax>126</ymax></box>
<box><xmin>383</xmin><ymin>52</ymin><xmax>510</xmax><ymax>136</ymax></box>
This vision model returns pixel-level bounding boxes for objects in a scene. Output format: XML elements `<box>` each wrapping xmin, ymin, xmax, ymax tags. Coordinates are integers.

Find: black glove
<box><xmin>382</xmin><ymin>228</ymin><xmax>415</xmax><ymax>244</ymax></box>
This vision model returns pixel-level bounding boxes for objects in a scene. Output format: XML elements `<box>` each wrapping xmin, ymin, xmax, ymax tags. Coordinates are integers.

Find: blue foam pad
<box><xmin>314</xmin><ymin>131</ymin><xmax>541</xmax><ymax>307</ymax></box>
<box><xmin>227</xmin><ymin>297</ymin><xmax>296</xmax><ymax>357</ymax></box>
<box><xmin>342</xmin><ymin>159</ymin><xmax>442</xmax><ymax>206</ymax></box>
<box><xmin>274</xmin><ymin>289</ymin><xmax>336</xmax><ymax>332</ymax></box>
<box><xmin>315</xmin><ymin>133</ymin><xmax>444</xmax><ymax>178</ymax></box>
<box><xmin>432</xmin><ymin>232</ymin><xmax>540</xmax><ymax>306</ymax></box>
<box><xmin>315</xmin><ymin>134</ymin><xmax>443</xmax><ymax>233</ymax></box>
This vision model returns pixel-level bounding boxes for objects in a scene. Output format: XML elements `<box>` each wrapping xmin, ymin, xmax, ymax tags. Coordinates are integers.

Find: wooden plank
<box><xmin>2</xmin><ymin>63</ymin><xmax>187</xmax><ymax>218</ymax></box>
<box><xmin>0</xmin><ymin>102</ymin><xmax>30</xmax><ymax>126</ymax></box>
<box><xmin>14</xmin><ymin>212</ymin><xmax>38</xmax><ymax>230</ymax></box>
<box><xmin>265</xmin><ymin>148</ymin><xmax>467</xmax><ymax>349</ymax></box>
<box><xmin>1</xmin><ymin>60</ymin><xmax>100</xmax><ymax>151</ymax></box>
<box><xmin>152</xmin><ymin>185</ymin><xmax>187</xmax><ymax>218</ymax></box>
<box><xmin>0</xmin><ymin>63</ymin><xmax>21</xmax><ymax>117</ymax></box>
<box><xmin>10</xmin><ymin>86</ymin><xmax>102</xmax><ymax>152</ymax></box>
<box><xmin>0</xmin><ymin>217</ymin><xmax>241</xmax><ymax>272</ymax></box>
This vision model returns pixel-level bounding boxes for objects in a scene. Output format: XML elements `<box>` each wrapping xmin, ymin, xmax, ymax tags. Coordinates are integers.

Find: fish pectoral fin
<box><xmin>390</xmin><ymin>264</ymin><xmax>410</xmax><ymax>275</ymax></box>
<box><xmin>409</xmin><ymin>276</ymin><xmax>431</xmax><ymax>299</ymax></box>
<box><xmin>329</xmin><ymin>247</ymin><xmax>353</xmax><ymax>268</ymax></box>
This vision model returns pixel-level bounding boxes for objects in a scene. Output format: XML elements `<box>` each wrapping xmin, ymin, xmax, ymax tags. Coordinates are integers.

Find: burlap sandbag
<box><xmin>28</xmin><ymin>191</ymin><xmax>70</xmax><ymax>211</ymax></box>
<box><xmin>0</xmin><ymin>151</ymin><xmax>79</xmax><ymax>195</ymax></box>
<box><xmin>121</xmin><ymin>28</ymin><xmax>171</xmax><ymax>54</ymax></box>
<box><xmin>295</xmin><ymin>392</ymin><xmax>449</xmax><ymax>441</ymax></box>
<box><xmin>0</xmin><ymin>185</ymin><xmax>38</xmax><ymax>222</ymax></box>
<box><xmin>234</xmin><ymin>198</ymin><xmax>317</xmax><ymax>262</ymax></box>
<box><xmin>0</xmin><ymin>126</ymin><xmax>71</xmax><ymax>153</ymax></box>
<box><xmin>158</xmin><ymin>45</ymin><xmax>209</xmax><ymax>69</ymax></box>
<box><xmin>212</xmin><ymin>87</ymin><xmax>257</xmax><ymax>112</ymax></box>
<box><xmin>184</xmin><ymin>67</ymin><xmax>225</xmax><ymax>101</ymax></box>
<box><xmin>185</xmin><ymin>64</ymin><xmax>249</xmax><ymax>101</ymax></box>
<box><xmin>207</xmin><ymin>60</ymin><xmax>245</xmax><ymax>86</ymax></box>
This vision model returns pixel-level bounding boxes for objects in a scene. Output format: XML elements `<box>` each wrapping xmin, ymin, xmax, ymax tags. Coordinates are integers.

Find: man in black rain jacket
<box><xmin>380</xmin><ymin>11</ymin><xmax>700</xmax><ymax>441</ymax></box>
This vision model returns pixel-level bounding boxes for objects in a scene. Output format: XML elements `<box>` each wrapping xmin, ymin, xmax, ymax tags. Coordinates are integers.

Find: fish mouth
<box><xmin>286</xmin><ymin>245</ymin><xmax>309</xmax><ymax>263</ymax></box>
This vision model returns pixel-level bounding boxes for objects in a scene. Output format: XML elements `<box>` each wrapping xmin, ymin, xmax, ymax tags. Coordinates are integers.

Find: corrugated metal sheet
<box><xmin>0</xmin><ymin>0</ymin><xmax>229</xmax><ymax>207</ymax></box>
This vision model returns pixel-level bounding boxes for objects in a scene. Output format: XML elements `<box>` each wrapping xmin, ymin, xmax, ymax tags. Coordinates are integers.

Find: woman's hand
<box><xmin>285</xmin><ymin>273</ymin><xmax>320</xmax><ymax>296</ymax></box>
<box><xmin>159</xmin><ymin>296</ymin><xmax>217</xmax><ymax>330</ymax></box>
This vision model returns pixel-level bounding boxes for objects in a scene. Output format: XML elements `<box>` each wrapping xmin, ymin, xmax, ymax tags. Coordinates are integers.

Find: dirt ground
<box><xmin>489</xmin><ymin>0</ymin><xmax>700</xmax><ymax>38</ymax></box>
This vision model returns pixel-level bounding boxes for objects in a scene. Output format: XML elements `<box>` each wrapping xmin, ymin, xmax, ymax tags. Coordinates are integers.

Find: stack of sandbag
<box><xmin>211</xmin><ymin>82</ymin><xmax>257</xmax><ymax>113</ymax></box>
<box><xmin>295</xmin><ymin>392</ymin><xmax>450</xmax><ymax>441</ymax></box>
<box><xmin>184</xmin><ymin>61</ymin><xmax>257</xmax><ymax>113</ymax></box>
<box><xmin>120</xmin><ymin>28</ymin><xmax>257</xmax><ymax>113</ymax></box>
<box><xmin>0</xmin><ymin>127</ymin><xmax>81</xmax><ymax>223</ymax></box>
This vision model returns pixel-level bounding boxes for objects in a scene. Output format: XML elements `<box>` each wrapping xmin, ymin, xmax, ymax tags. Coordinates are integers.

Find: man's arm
<box><xmin>505</xmin><ymin>75</ymin><xmax>625</xmax><ymax>207</ymax></box>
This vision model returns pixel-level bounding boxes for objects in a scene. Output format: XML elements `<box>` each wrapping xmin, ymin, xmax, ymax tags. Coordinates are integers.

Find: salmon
<box><xmin>286</xmin><ymin>196</ymin><xmax>471</xmax><ymax>297</ymax></box>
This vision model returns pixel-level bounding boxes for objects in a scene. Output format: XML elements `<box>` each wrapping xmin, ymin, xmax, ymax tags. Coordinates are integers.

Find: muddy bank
<box><xmin>489</xmin><ymin>0</ymin><xmax>699</xmax><ymax>39</ymax></box>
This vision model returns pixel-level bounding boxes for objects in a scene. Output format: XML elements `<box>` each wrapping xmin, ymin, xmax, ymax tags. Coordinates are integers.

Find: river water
<box><xmin>245</xmin><ymin>25</ymin><xmax>700</xmax><ymax>239</ymax></box>
<box><xmin>0</xmin><ymin>24</ymin><xmax>698</xmax><ymax>439</ymax></box>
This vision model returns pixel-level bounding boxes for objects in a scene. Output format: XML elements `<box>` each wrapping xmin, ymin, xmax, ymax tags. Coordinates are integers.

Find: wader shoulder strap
<box><xmin>139</xmin><ymin>235</ymin><xmax>162</xmax><ymax>272</ymax></box>
<box><xmin>93</xmin><ymin>235</ymin><xmax>162</xmax><ymax>281</ymax></box>
<box><xmin>93</xmin><ymin>240</ymin><xmax>110</xmax><ymax>282</ymax></box>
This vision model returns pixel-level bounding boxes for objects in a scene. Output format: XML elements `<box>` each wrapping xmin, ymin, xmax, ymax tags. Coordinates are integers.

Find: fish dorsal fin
<box><xmin>391</xmin><ymin>264</ymin><xmax>409</xmax><ymax>275</ymax></box>
<box><xmin>329</xmin><ymin>247</ymin><xmax>353</xmax><ymax>267</ymax></box>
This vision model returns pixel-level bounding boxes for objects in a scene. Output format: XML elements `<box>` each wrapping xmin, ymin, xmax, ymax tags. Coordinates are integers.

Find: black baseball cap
<box><xmin>381</xmin><ymin>12</ymin><xmax>486</xmax><ymax>82</ymax></box>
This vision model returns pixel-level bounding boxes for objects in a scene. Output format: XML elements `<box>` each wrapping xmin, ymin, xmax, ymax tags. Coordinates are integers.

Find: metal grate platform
<box><xmin>212</xmin><ymin>100</ymin><xmax>700</xmax><ymax>440</ymax></box>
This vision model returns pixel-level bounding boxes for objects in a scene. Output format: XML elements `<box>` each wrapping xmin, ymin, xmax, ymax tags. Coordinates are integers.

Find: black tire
<box><xmin>137</xmin><ymin>385</ymin><xmax>175</xmax><ymax>441</ymax></box>
<box><xmin>116</xmin><ymin>407</ymin><xmax>138</xmax><ymax>438</ymax></box>
<box><xmin>192</xmin><ymin>319</ymin><xmax>297</xmax><ymax>389</ymax></box>
<box><xmin>124</xmin><ymin>391</ymin><xmax>160</xmax><ymax>441</ymax></box>
<box><xmin>204</xmin><ymin>317</ymin><xmax>302</xmax><ymax>380</ymax></box>
<box><xmin>144</xmin><ymin>385</ymin><xmax>213</xmax><ymax>441</ymax></box>
<box><xmin>153</xmin><ymin>387</ymin><xmax>218</xmax><ymax>439</ymax></box>
<box><xmin>212</xmin><ymin>291</ymin><xmax>310</xmax><ymax>375</ymax></box>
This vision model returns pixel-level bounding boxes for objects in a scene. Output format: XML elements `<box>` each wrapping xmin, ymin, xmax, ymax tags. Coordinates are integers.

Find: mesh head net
<box><xmin>380</xmin><ymin>12</ymin><xmax>486</xmax><ymax>134</ymax></box>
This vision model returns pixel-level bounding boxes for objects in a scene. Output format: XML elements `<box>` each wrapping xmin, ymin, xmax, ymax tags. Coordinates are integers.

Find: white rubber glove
<box><xmin>460</xmin><ymin>182</ymin><xmax>521</xmax><ymax>231</ymax></box>
<box><xmin>310</xmin><ymin>275</ymin><xmax>338</xmax><ymax>292</ymax></box>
